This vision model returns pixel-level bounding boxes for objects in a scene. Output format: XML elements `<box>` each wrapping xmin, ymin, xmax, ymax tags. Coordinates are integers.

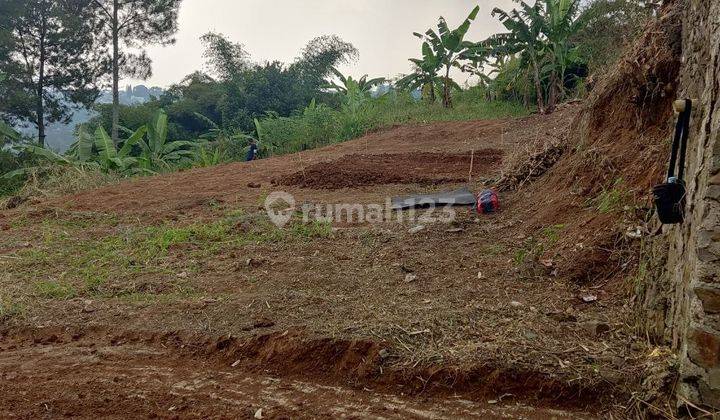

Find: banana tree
<box><xmin>66</xmin><ymin>124</ymin><xmax>148</xmax><ymax>174</ymax></box>
<box><xmin>137</xmin><ymin>110</ymin><xmax>198</xmax><ymax>170</ymax></box>
<box><xmin>0</xmin><ymin>121</ymin><xmax>19</xmax><ymax>146</ymax></box>
<box><xmin>417</xmin><ymin>6</ymin><xmax>485</xmax><ymax>108</ymax></box>
<box><xmin>488</xmin><ymin>0</ymin><xmax>583</xmax><ymax>114</ymax></box>
<box><xmin>325</xmin><ymin>67</ymin><xmax>386</xmax><ymax>116</ymax></box>
<box><xmin>1</xmin><ymin>144</ymin><xmax>79</xmax><ymax>180</ymax></box>
<box><xmin>325</xmin><ymin>67</ymin><xmax>386</xmax><ymax>96</ymax></box>
<box><xmin>487</xmin><ymin>2</ymin><xmax>548</xmax><ymax>113</ymax></box>
<box><xmin>542</xmin><ymin>0</ymin><xmax>583</xmax><ymax>111</ymax></box>
<box><xmin>397</xmin><ymin>41</ymin><xmax>443</xmax><ymax>103</ymax></box>
<box><xmin>91</xmin><ymin>126</ymin><xmax>148</xmax><ymax>172</ymax></box>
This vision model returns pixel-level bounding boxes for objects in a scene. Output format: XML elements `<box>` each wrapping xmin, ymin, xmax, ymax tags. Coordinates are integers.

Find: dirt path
<box><xmin>0</xmin><ymin>327</ymin><xmax>589</xmax><ymax>419</ymax></box>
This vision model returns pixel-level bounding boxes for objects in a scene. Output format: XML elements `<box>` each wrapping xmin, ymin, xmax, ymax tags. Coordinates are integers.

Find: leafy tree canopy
<box><xmin>92</xmin><ymin>0</ymin><xmax>182</xmax><ymax>143</ymax></box>
<box><xmin>88</xmin><ymin>34</ymin><xmax>359</xmax><ymax>140</ymax></box>
<box><xmin>0</xmin><ymin>0</ymin><xmax>108</xmax><ymax>145</ymax></box>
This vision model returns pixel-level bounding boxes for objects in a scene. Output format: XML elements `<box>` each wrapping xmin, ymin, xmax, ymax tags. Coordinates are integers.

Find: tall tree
<box><xmin>415</xmin><ymin>6</ymin><xmax>485</xmax><ymax>108</ymax></box>
<box><xmin>488</xmin><ymin>0</ymin><xmax>585</xmax><ymax>114</ymax></box>
<box><xmin>195</xmin><ymin>33</ymin><xmax>358</xmax><ymax>130</ymax></box>
<box><xmin>92</xmin><ymin>0</ymin><xmax>182</xmax><ymax>144</ymax></box>
<box><xmin>291</xmin><ymin>35</ymin><xmax>359</xmax><ymax>97</ymax></box>
<box><xmin>0</xmin><ymin>4</ymin><xmax>17</xmax><ymax>131</ymax></box>
<box><xmin>200</xmin><ymin>32</ymin><xmax>250</xmax><ymax>82</ymax></box>
<box><xmin>0</xmin><ymin>0</ymin><xmax>107</xmax><ymax>147</ymax></box>
<box><xmin>487</xmin><ymin>2</ymin><xmax>548</xmax><ymax>113</ymax></box>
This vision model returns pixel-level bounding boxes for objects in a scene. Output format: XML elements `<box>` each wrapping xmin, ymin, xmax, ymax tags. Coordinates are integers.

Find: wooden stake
<box><xmin>468</xmin><ymin>149</ymin><xmax>475</xmax><ymax>183</ymax></box>
<box><xmin>297</xmin><ymin>152</ymin><xmax>307</xmax><ymax>183</ymax></box>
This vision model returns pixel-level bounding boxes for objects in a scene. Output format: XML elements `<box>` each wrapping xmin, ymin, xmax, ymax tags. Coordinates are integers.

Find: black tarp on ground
<box><xmin>391</xmin><ymin>187</ymin><xmax>476</xmax><ymax>210</ymax></box>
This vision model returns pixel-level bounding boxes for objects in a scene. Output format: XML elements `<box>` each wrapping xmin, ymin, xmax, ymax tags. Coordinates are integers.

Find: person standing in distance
<box><xmin>246</xmin><ymin>139</ymin><xmax>259</xmax><ymax>161</ymax></box>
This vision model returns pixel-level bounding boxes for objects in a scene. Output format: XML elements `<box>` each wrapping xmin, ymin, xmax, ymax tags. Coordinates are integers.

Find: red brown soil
<box><xmin>0</xmin><ymin>5</ymin><xmax>684</xmax><ymax>416</ymax></box>
<box><xmin>0</xmin><ymin>327</ymin><xmax>590</xmax><ymax>419</ymax></box>
<box><xmin>504</xmin><ymin>0</ymin><xmax>682</xmax><ymax>289</ymax></box>
<box><xmin>0</xmin><ymin>105</ymin><xmax>647</xmax><ymax>418</ymax></box>
<box><xmin>274</xmin><ymin>150</ymin><xmax>502</xmax><ymax>189</ymax></box>
<box><xmin>19</xmin><ymin>118</ymin><xmax>515</xmax><ymax>219</ymax></box>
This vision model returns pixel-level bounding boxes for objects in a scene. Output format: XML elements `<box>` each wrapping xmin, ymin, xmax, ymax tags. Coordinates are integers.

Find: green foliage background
<box><xmin>0</xmin><ymin>0</ymin><xmax>655</xmax><ymax>200</ymax></box>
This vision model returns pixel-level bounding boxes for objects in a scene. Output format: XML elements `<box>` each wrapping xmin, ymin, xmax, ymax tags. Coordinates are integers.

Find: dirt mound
<box><xmin>273</xmin><ymin>150</ymin><xmax>502</xmax><ymax>189</ymax></box>
<box><xmin>498</xmin><ymin>144</ymin><xmax>565</xmax><ymax>191</ymax></box>
<box><xmin>511</xmin><ymin>1</ymin><xmax>682</xmax><ymax>287</ymax></box>
<box><xmin>557</xmin><ymin>8</ymin><xmax>681</xmax><ymax>195</ymax></box>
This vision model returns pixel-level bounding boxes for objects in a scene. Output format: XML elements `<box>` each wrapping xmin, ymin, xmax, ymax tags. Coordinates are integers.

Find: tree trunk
<box><xmin>442</xmin><ymin>65</ymin><xmax>452</xmax><ymax>108</ymax></box>
<box><xmin>36</xmin><ymin>8</ymin><xmax>47</xmax><ymax>148</ymax></box>
<box><xmin>111</xmin><ymin>0</ymin><xmax>120</xmax><ymax>145</ymax></box>
<box><xmin>546</xmin><ymin>72</ymin><xmax>558</xmax><ymax>114</ymax></box>
<box><xmin>423</xmin><ymin>82</ymin><xmax>435</xmax><ymax>103</ymax></box>
<box><xmin>529</xmin><ymin>53</ymin><xmax>545</xmax><ymax>114</ymax></box>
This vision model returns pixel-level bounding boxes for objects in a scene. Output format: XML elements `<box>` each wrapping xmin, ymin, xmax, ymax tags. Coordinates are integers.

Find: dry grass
<box><xmin>497</xmin><ymin>140</ymin><xmax>565</xmax><ymax>191</ymax></box>
<box><xmin>1</xmin><ymin>165</ymin><xmax>122</xmax><ymax>209</ymax></box>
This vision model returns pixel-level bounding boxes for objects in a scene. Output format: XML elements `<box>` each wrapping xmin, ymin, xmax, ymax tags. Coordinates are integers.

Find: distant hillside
<box><xmin>17</xmin><ymin>85</ymin><xmax>165</xmax><ymax>153</ymax></box>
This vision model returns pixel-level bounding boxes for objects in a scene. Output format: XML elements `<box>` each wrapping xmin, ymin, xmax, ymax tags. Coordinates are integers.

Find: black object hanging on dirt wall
<box><xmin>653</xmin><ymin>99</ymin><xmax>693</xmax><ymax>224</ymax></box>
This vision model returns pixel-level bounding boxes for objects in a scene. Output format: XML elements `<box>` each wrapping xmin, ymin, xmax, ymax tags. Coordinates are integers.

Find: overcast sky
<box><xmin>125</xmin><ymin>0</ymin><xmax>518</xmax><ymax>88</ymax></box>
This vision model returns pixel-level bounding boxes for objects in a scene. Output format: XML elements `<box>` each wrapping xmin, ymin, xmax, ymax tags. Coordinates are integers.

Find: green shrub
<box><xmin>0</xmin><ymin>149</ymin><xmax>26</xmax><ymax>197</ymax></box>
<box><xmin>259</xmin><ymin>92</ymin><xmax>528</xmax><ymax>156</ymax></box>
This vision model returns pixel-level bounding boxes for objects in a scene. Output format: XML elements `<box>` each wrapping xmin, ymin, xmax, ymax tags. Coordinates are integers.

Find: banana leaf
<box><xmin>118</xmin><ymin>126</ymin><xmax>148</xmax><ymax>158</ymax></box>
<box><xmin>94</xmin><ymin>127</ymin><xmax>118</xmax><ymax>161</ymax></box>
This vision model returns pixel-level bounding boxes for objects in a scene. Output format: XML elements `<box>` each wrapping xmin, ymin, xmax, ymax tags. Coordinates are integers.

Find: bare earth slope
<box><xmin>0</xmin><ymin>103</ymin><xmax>673</xmax><ymax>418</ymax></box>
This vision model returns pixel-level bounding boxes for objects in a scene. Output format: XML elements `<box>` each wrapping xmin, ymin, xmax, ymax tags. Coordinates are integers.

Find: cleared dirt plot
<box><xmin>4</xmin><ymin>0</ymin><xmax>714</xmax><ymax>413</ymax></box>
<box><xmin>0</xmin><ymin>96</ymin><xmax>673</xmax><ymax>417</ymax></box>
<box><xmin>274</xmin><ymin>150</ymin><xmax>502</xmax><ymax>189</ymax></box>
<box><xmin>0</xmin><ymin>7</ymin><xmax>687</xmax><ymax>409</ymax></box>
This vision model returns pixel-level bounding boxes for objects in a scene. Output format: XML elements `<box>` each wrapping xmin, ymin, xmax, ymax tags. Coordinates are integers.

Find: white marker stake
<box><xmin>468</xmin><ymin>149</ymin><xmax>475</xmax><ymax>183</ymax></box>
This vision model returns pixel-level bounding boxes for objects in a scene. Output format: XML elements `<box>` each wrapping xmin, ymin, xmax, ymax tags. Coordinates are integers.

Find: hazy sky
<box><xmin>125</xmin><ymin>0</ymin><xmax>517</xmax><ymax>88</ymax></box>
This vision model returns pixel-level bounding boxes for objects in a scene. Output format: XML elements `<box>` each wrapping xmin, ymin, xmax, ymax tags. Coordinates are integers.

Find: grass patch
<box><xmin>141</xmin><ymin>213</ymin><xmax>331</xmax><ymax>257</ymax></box>
<box><xmin>483</xmin><ymin>244</ymin><xmax>507</xmax><ymax>255</ymax></box>
<box><xmin>594</xmin><ymin>178</ymin><xmax>631</xmax><ymax>214</ymax></box>
<box><xmin>34</xmin><ymin>280</ymin><xmax>77</xmax><ymax>300</ymax></box>
<box><xmin>260</xmin><ymin>91</ymin><xmax>529</xmax><ymax>155</ymax></box>
<box><xmin>1</xmin><ymin>210</ymin><xmax>333</xmax><ymax>305</ymax></box>
<box><xmin>0</xmin><ymin>298</ymin><xmax>24</xmax><ymax>322</ymax></box>
<box><xmin>513</xmin><ymin>224</ymin><xmax>565</xmax><ymax>266</ymax></box>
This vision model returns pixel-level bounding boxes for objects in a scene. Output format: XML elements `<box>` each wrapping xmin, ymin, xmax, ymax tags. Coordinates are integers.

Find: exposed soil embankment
<box><xmin>0</xmin><ymin>4</ymin><xmax>686</xmax><ymax>416</ymax></box>
<box><xmin>0</xmin><ymin>325</ymin><xmax>611</xmax><ymax>416</ymax></box>
<box><xmin>274</xmin><ymin>150</ymin><xmax>502</xmax><ymax>189</ymax></box>
<box><xmin>501</xmin><ymin>1</ymin><xmax>682</xmax><ymax>288</ymax></box>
